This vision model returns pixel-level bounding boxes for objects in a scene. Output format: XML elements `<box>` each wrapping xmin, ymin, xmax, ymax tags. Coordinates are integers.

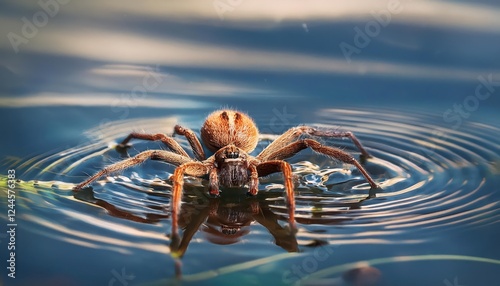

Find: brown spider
<box><xmin>73</xmin><ymin>109</ymin><xmax>379</xmax><ymax>236</ymax></box>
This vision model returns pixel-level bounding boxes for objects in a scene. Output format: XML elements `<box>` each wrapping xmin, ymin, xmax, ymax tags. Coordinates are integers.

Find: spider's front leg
<box><xmin>209</xmin><ymin>168</ymin><xmax>220</xmax><ymax>197</ymax></box>
<box><xmin>263</xmin><ymin>139</ymin><xmax>379</xmax><ymax>190</ymax></box>
<box><xmin>256</xmin><ymin>160</ymin><xmax>295</xmax><ymax>223</ymax></box>
<box><xmin>247</xmin><ymin>163</ymin><xmax>259</xmax><ymax>196</ymax></box>
<box><xmin>171</xmin><ymin>161</ymin><xmax>212</xmax><ymax>237</ymax></box>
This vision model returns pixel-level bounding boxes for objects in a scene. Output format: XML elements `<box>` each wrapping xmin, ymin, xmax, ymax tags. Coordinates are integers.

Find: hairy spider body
<box><xmin>73</xmin><ymin>109</ymin><xmax>379</xmax><ymax>237</ymax></box>
<box><xmin>201</xmin><ymin>110</ymin><xmax>259</xmax><ymax>153</ymax></box>
<box><xmin>218</xmin><ymin>155</ymin><xmax>249</xmax><ymax>187</ymax></box>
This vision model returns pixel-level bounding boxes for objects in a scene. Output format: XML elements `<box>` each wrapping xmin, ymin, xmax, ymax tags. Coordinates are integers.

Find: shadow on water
<box><xmin>2</xmin><ymin>108</ymin><xmax>500</xmax><ymax>285</ymax></box>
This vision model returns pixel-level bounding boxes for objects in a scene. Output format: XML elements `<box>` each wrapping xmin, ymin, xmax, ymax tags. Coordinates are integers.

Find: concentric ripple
<box><xmin>7</xmin><ymin>109</ymin><xmax>500</xmax><ymax>251</ymax></box>
<box><xmin>289</xmin><ymin>108</ymin><xmax>500</xmax><ymax>246</ymax></box>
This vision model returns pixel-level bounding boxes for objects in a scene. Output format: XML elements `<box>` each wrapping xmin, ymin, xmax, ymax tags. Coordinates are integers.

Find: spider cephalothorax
<box><xmin>215</xmin><ymin>145</ymin><xmax>250</xmax><ymax>188</ymax></box>
<box><xmin>73</xmin><ymin>109</ymin><xmax>379</xmax><ymax>238</ymax></box>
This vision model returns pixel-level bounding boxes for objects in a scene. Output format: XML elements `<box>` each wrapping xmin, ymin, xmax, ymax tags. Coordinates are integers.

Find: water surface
<box><xmin>1</xmin><ymin>1</ymin><xmax>500</xmax><ymax>286</ymax></box>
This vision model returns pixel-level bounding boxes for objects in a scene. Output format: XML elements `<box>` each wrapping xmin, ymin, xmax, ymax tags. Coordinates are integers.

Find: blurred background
<box><xmin>1</xmin><ymin>0</ymin><xmax>499</xmax><ymax>157</ymax></box>
<box><xmin>1</xmin><ymin>1</ymin><xmax>499</xmax><ymax>285</ymax></box>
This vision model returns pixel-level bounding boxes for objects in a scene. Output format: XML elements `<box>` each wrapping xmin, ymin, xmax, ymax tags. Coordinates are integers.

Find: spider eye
<box><xmin>226</xmin><ymin>151</ymin><xmax>239</xmax><ymax>159</ymax></box>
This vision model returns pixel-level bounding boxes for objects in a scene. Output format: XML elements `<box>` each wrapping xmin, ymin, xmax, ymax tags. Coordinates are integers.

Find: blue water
<box><xmin>1</xmin><ymin>1</ymin><xmax>500</xmax><ymax>286</ymax></box>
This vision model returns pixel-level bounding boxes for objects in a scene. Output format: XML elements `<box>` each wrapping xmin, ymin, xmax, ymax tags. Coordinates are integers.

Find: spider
<box><xmin>73</xmin><ymin>109</ymin><xmax>379</xmax><ymax>236</ymax></box>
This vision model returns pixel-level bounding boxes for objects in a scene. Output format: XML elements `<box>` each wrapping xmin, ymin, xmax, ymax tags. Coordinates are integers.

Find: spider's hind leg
<box><xmin>117</xmin><ymin>132</ymin><xmax>190</xmax><ymax>158</ymax></box>
<box><xmin>174</xmin><ymin>125</ymin><xmax>206</xmax><ymax>161</ymax></box>
<box><xmin>299</xmin><ymin>127</ymin><xmax>372</xmax><ymax>161</ymax></box>
<box><xmin>258</xmin><ymin>126</ymin><xmax>372</xmax><ymax>162</ymax></box>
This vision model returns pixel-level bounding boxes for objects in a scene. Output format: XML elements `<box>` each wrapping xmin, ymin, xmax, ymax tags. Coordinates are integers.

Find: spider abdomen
<box><xmin>201</xmin><ymin>110</ymin><xmax>259</xmax><ymax>153</ymax></box>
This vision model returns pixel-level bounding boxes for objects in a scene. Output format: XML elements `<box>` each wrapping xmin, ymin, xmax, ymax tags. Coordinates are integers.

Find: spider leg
<box><xmin>256</xmin><ymin>160</ymin><xmax>295</xmax><ymax>223</ymax></box>
<box><xmin>258</xmin><ymin>127</ymin><xmax>301</xmax><ymax>160</ymax></box>
<box><xmin>73</xmin><ymin>150</ymin><xmax>192</xmax><ymax>190</ymax></box>
<box><xmin>258</xmin><ymin>126</ymin><xmax>371</xmax><ymax>161</ymax></box>
<box><xmin>264</xmin><ymin>139</ymin><xmax>379</xmax><ymax>189</ymax></box>
<box><xmin>247</xmin><ymin>163</ymin><xmax>259</xmax><ymax>196</ymax></box>
<box><xmin>299</xmin><ymin>126</ymin><xmax>372</xmax><ymax>159</ymax></box>
<box><xmin>174</xmin><ymin>125</ymin><xmax>206</xmax><ymax>161</ymax></box>
<box><xmin>209</xmin><ymin>168</ymin><xmax>220</xmax><ymax>197</ymax></box>
<box><xmin>118</xmin><ymin>132</ymin><xmax>189</xmax><ymax>157</ymax></box>
<box><xmin>171</xmin><ymin>161</ymin><xmax>211</xmax><ymax>237</ymax></box>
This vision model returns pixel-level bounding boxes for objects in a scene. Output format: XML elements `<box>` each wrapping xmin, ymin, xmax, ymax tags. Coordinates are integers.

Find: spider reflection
<box><xmin>71</xmin><ymin>183</ymin><xmax>378</xmax><ymax>284</ymax></box>
<box><xmin>72</xmin><ymin>186</ymin><xmax>299</xmax><ymax>255</ymax></box>
<box><xmin>170</xmin><ymin>189</ymin><xmax>299</xmax><ymax>257</ymax></box>
<box><xmin>73</xmin><ymin>185</ymin><xmax>376</xmax><ymax>265</ymax></box>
